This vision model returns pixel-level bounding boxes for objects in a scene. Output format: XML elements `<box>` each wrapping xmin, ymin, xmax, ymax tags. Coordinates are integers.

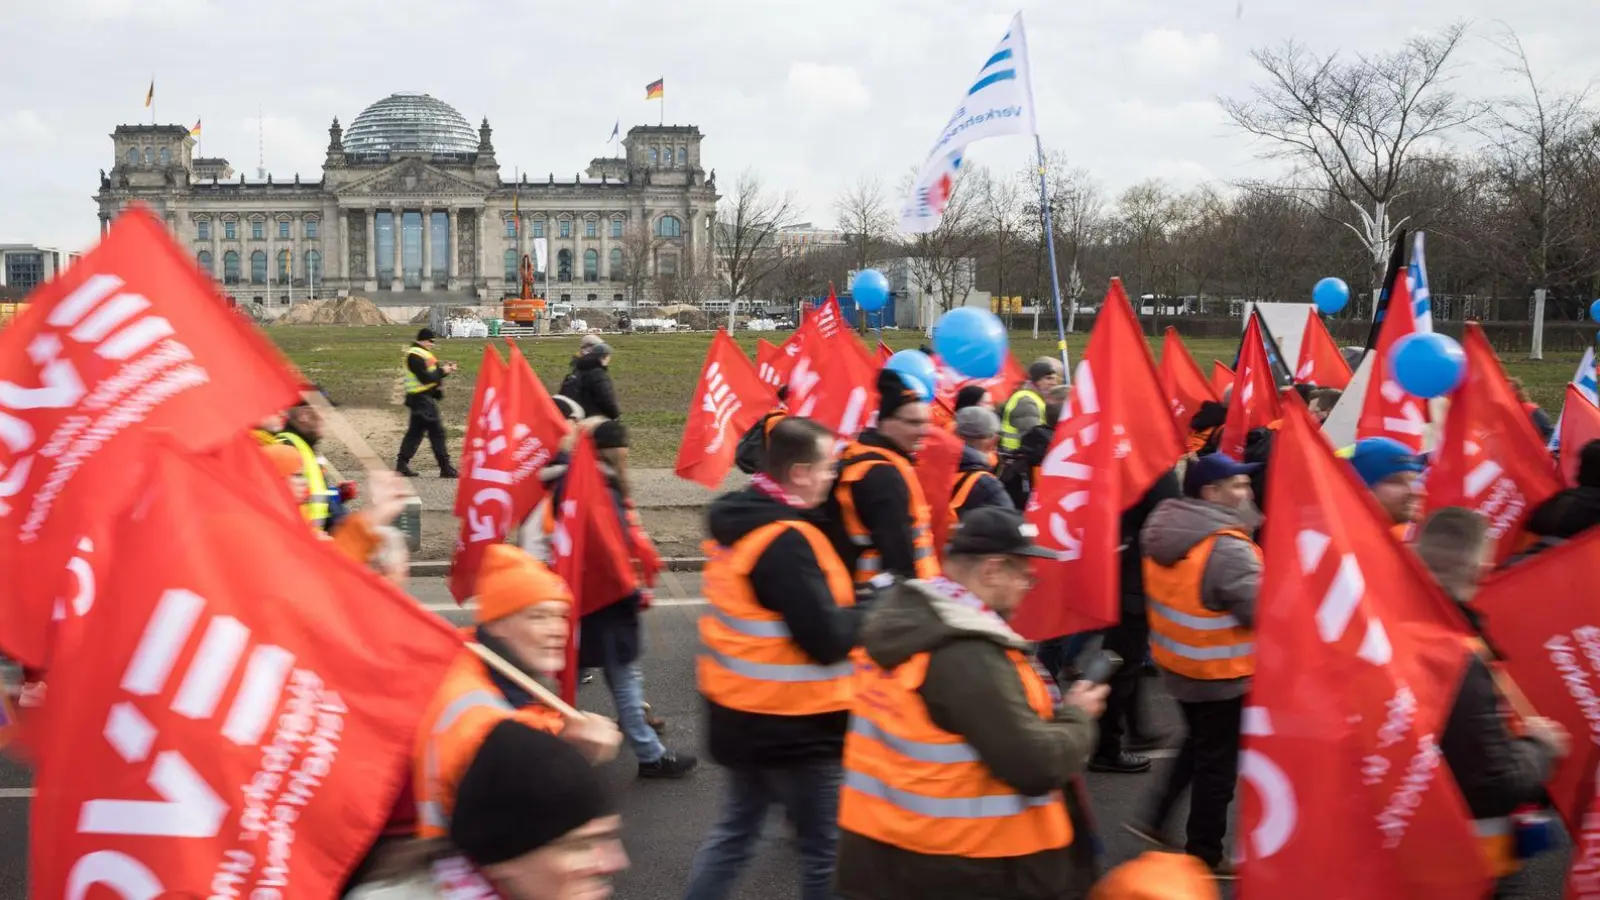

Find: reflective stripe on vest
<box><xmin>999</xmin><ymin>388</ymin><xmax>1043</xmax><ymax>451</ymax></box>
<box><xmin>277</xmin><ymin>432</ymin><xmax>331</xmax><ymax>527</ymax></box>
<box><xmin>1143</xmin><ymin>528</ymin><xmax>1257</xmax><ymax>681</ymax></box>
<box><xmin>840</xmin><ymin>647</ymin><xmax>1072</xmax><ymax>858</ymax></box>
<box><xmin>698</xmin><ymin>519</ymin><xmax>857</xmax><ymax>716</ymax></box>
<box><xmin>418</xmin><ymin>687</ymin><xmax>511</xmax><ymax>835</ymax></box>
<box><xmin>949</xmin><ymin>469</ymin><xmax>997</xmax><ymax>523</ymax></box>
<box><xmin>835</xmin><ymin>441</ymin><xmax>940</xmax><ymax>584</ymax></box>
<box><xmin>405</xmin><ymin>345</ymin><xmax>440</xmax><ymax>394</ymax></box>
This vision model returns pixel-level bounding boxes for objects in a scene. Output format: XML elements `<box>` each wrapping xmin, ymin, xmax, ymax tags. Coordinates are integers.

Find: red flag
<box><xmin>814</xmin><ymin>289</ymin><xmax>846</xmax><ymax>340</ymax></box>
<box><xmin>0</xmin><ymin>207</ymin><xmax>302</xmax><ymax>667</ymax></box>
<box><xmin>999</xmin><ymin>353</ymin><xmax>1029</xmax><ymax>398</ymax></box>
<box><xmin>29</xmin><ymin>438</ymin><xmax>461</xmax><ymax>898</ymax></box>
<box><xmin>1160</xmin><ymin>326</ymin><xmax>1217</xmax><ymax>433</ymax></box>
<box><xmin>676</xmin><ymin>329</ymin><xmax>772</xmax><ymax>488</ymax></box>
<box><xmin>548</xmin><ymin>438</ymin><xmax>593</xmax><ymax>705</ymax></box>
<box><xmin>790</xmin><ymin>317</ymin><xmax>879</xmax><ymax>439</ymax></box>
<box><xmin>505</xmin><ymin>340</ymin><xmax>573</xmax><ymax>515</ymax></box>
<box><xmin>767</xmin><ymin>325</ymin><xmax>810</xmax><ymax>388</ymax></box>
<box><xmin>1015</xmin><ymin>279</ymin><xmax>1183</xmax><ymax>639</ymax></box>
<box><xmin>755</xmin><ymin>338</ymin><xmax>785</xmax><ymax>391</ymax></box>
<box><xmin>914</xmin><ymin>425</ymin><xmax>965</xmax><ymax>557</ymax></box>
<box><xmin>1220</xmin><ymin>313</ymin><xmax>1284</xmax><ymax>459</ymax></box>
<box><xmin>1211</xmin><ymin>360</ymin><xmax>1235</xmax><ymax>397</ymax></box>
<box><xmin>876</xmin><ymin>340</ymin><xmax>895</xmax><ymax>364</ymax></box>
<box><xmin>1296</xmin><ymin>312</ymin><xmax>1353</xmax><ymax>389</ymax></box>
<box><xmin>1358</xmin><ymin>271</ymin><xmax>1428</xmax><ymax>450</ymax></box>
<box><xmin>1559</xmin><ymin>385</ymin><xmax>1600</xmax><ymax>488</ymax></box>
<box><xmin>561</xmin><ymin>433</ymin><xmax>638</xmax><ymax>619</ymax></box>
<box><xmin>1239</xmin><ymin>402</ymin><xmax>1488</xmax><ymax>899</ymax></box>
<box><xmin>1424</xmin><ymin>324</ymin><xmax>1560</xmax><ymax>562</ymax></box>
<box><xmin>449</xmin><ymin>346</ymin><xmax>517</xmax><ymax>603</ymax></box>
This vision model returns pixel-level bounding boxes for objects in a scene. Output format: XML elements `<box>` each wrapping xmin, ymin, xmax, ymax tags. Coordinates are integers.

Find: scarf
<box><xmin>431</xmin><ymin>854</ymin><xmax>502</xmax><ymax>899</ymax></box>
<box><xmin>750</xmin><ymin>473</ymin><xmax>807</xmax><ymax>509</ymax></box>
<box><xmin>927</xmin><ymin>576</ymin><xmax>1060</xmax><ymax>705</ymax></box>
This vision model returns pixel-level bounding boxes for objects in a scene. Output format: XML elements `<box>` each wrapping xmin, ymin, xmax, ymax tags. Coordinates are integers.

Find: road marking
<box><xmin>420</xmin><ymin>597</ymin><xmax>708</xmax><ymax>613</ymax></box>
<box><xmin>0</xmin><ymin>788</ymin><xmax>34</xmax><ymax>800</ymax></box>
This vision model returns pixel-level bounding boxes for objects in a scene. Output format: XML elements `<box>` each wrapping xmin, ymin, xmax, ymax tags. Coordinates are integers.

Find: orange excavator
<box><xmin>502</xmin><ymin>252</ymin><xmax>545</xmax><ymax>325</ymax></box>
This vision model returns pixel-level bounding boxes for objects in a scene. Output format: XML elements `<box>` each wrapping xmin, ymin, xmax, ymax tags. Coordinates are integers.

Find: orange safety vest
<box><xmin>835</xmin><ymin>440</ymin><xmax>939</xmax><ymax>585</ymax></box>
<box><xmin>949</xmin><ymin>469</ymin><xmax>999</xmax><ymax>523</ymax></box>
<box><xmin>1464</xmin><ymin>636</ymin><xmax>1522</xmax><ymax>879</ymax></box>
<box><xmin>840</xmin><ymin>647</ymin><xmax>1072</xmax><ymax>858</ymax></box>
<box><xmin>698</xmin><ymin>520</ymin><xmax>856</xmax><ymax>715</ymax></box>
<box><xmin>413</xmin><ymin>648</ymin><xmax>566</xmax><ymax>838</ymax></box>
<box><xmin>1144</xmin><ymin>528</ymin><xmax>1258</xmax><ymax>680</ymax></box>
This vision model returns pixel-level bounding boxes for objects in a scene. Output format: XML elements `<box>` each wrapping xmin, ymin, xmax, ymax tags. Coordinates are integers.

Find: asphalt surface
<box><xmin>0</xmin><ymin>573</ymin><xmax>1573</xmax><ymax>898</ymax></box>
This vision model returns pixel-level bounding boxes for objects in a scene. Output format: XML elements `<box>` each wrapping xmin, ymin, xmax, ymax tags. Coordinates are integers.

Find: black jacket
<box><xmin>734</xmin><ymin>409</ymin><xmax>787</xmax><ymax>475</ymax></box>
<box><xmin>559</xmin><ymin>353</ymin><xmax>620</xmax><ymax>420</ymax></box>
<box><xmin>703</xmin><ymin>488</ymin><xmax>862</xmax><ymax>768</ymax></box>
<box><xmin>954</xmin><ymin>445</ymin><xmax>1012</xmax><ymax>517</ymax></box>
<box><xmin>1440</xmin><ymin>623</ymin><xmax>1556</xmax><ymax>821</ymax></box>
<box><xmin>544</xmin><ymin>459</ymin><xmax>642</xmax><ymax>669</ymax></box>
<box><xmin>999</xmin><ymin>422</ymin><xmax>1055</xmax><ymax>510</ymax></box>
<box><xmin>822</xmin><ymin>430</ymin><xmax>921</xmax><ymax>580</ymax></box>
<box><xmin>1526</xmin><ymin>486</ymin><xmax>1600</xmax><ymax>543</ymax></box>
<box><xmin>405</xmin><ymin>342</ymin><xmax>446</xmax><ymax>400</ymax></box>
<box><xmin>1119</xmin><ymin>469</ymin><xmax>1181</xmax><ymax>615</ymax></box>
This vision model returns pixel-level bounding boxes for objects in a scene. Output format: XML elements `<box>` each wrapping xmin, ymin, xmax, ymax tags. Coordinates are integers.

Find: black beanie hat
<box><xmin>954</xmin><ymin>384</ymin><xmax>988</xmax><ymax>411</ymax></box>
<box><xmin>877</xmin><ymin>368</ymin><xmax>922</xmax><ymax>420</ymax></box>
<box><xmin>417</xmin><ymin>327</ymin><xmax>437</xmax><ymax>342</ymax></box>
<box><xmin>592</xmin><ymin>419</ymin><xmax>629</xmax><ymax>450</ymax></box>
<box><xmin>450</xmin><ymin>720</ymin><xmax>615</xmax><ymax>865</ymax></box>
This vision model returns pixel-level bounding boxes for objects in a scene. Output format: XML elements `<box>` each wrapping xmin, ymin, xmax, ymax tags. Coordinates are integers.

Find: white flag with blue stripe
<box><xmin>1406</xmin><ymin>231</ymin><xmax>1434</xmax><ymax>333</ymax></box>
<box><xmin>1550</xmin><ymin>347</ymin><xmax>1599</xmax><ymax>450</ymax></box>
<box><xmin>900</xmin><ymin>12</ymin><xmax>1037</xmax><ymax>234</ymax></box>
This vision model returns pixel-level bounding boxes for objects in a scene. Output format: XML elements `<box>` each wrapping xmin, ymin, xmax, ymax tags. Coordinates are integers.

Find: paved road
<box><xmin>0</xmin><ymin>575</ymin><xmax>1573</xmax><ymax>898</ymax></box>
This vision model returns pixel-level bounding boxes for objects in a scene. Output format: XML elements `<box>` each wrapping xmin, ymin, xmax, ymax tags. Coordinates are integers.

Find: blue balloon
<box><xmin>1389</xmin><ymin>332</ymin><xmax>1466</xmax><ymax>399</ymax></box>
<box><xmin>1314</xmin><ymin>277</ymin><xmax>1350</xmax><ymax>315</ymax></box>
<box><xmin>1589</xmin><ymin>298</ymin><xmax>1600</xmax><ymax>322</ymax></box>
<box><xmin>884</xmin><ymin>350</ymin><xmax>937</xmax><ymax>401</ymax></box>
<box><xmin>852</xmin><ymin>269</ymin><xmax>890</xmax><ymax>313</ymax></box>
<box><xmin>933</xmin><ymin>307</ymin><xmax>1009</xmax><ymax>379</ymax></box>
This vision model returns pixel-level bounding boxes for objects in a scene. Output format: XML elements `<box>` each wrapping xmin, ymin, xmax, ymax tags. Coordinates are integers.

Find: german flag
<box><xmin>645</xmin><ymin>78</ymin><xmax>664</xmax><ymax>100</ymax></box>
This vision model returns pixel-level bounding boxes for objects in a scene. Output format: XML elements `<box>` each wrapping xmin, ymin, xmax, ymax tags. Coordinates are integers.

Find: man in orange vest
<box><xmin>685</xmin><ymin>416</ymin><xmax>863</xmax><ymax>900</ymax></box>
<box><xmin>822</xmin><ymin>369</ymin><xmax>940</xmax><ymax>592</ymax></box>
<box><xmin>1129</xmin><ymin>454</ymin><xmax>1261</xmax><ymax>880</ymax></box>
<box><xmin>836</xmin><ymin>507</ymin><xmax>1108</xmax><ymax>900</ymax></box>
<box><xmin>950</xmin><ymin>406</ymin><xmax>1012</xmax><ymax>521</ymax></box>
<box><xmin>1417</xmin><ymin>508</ymin><xmax>1569</xmax><ymax>893</ymax></box>
<box><xmin>1347</xmin><ymin>437</ymin><xmax>1426</xmax><ymax>540</ymax></box>
<box><xmin>413</xmin><ymin>544</ymin><xmax>621</xmax><ymax>838</ymax></box>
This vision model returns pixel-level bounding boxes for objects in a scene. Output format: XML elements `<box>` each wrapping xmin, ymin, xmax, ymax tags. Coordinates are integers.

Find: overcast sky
<box><xmin>0</xmin><ymin>0</ymin><xmax>1592</xmax><ymax>251</ymax></box>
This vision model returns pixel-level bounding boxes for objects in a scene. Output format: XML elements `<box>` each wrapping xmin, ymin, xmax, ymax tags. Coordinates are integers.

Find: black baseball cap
<box><xmin>416</xmin><ymin>327</ymin><xmax>437</xmax><ymax>341</ymax></box>
<box><xmin>946</xmin><ymin>507</ymin><xmax>1061</xmax><ymax>560</ymax></box>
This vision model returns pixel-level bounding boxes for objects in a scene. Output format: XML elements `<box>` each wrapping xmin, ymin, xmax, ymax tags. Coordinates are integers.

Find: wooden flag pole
<box><xmin>467</xmin><ymin>642</ymin><xmax>582</xmax><ymax>720</ymax></box>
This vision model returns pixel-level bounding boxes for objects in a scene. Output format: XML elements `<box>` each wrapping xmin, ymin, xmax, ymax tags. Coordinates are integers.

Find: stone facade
<box><xmin>94</xmin><ymin>96</ymin><xmax>719</xmax><ymax>310</ymax></box>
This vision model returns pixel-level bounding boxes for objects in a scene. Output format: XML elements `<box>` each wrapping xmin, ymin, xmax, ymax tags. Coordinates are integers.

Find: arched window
<box><xmin>305</xmin><ymin>250</ymin><xmax>322</xmax><ymax>283</ymax></box>
<box><xmin>277</xmin><ymin>249</ymin><xmax>292</xmax><ymax>281</ymax></box>
<box><xmin>609</xmin><ymin>248</ymin><xmax>623</xmax><ymax>279</ymax></box>
<box><xmin>196</xmin><ymin>250</ymin><xmax>213</xmax><ymax>275</ymax></box>
<box><xmin>649</xmin><ymin>147</ymin><xmax>658</xmax><ymax>165</ymax></box>
<box><xmin>250</xmin><ymin>250</ymin><xmax>267</xmax><ymax>284</ymax></box>
<box><xmin>504</xmin><ymin>250</ymin><xmax>519</xmax><ymax>284</ymax></box>
<box><xmin>658</xmin><ymin>253</ymin><xmax>678</xmax><ymax>277</ymax></box>
<box><xmin>655</xmin><ymin>215</ymin><xmax>682</xmax><ymax>238</ymax></box>
<box><xmin>158</xmin><ymin>147</ymin><xmax>170</xmax><ymax>166</ymax></box>
<box><xmin>223</xmin><ymin>250</ymin><xmax>240</xmax><ymax>284</ymax></box>
<box><xmin>664</xmin><ymin>147</ymin><xmax>674</xmax><ymax>167</ymax></box>
<box><xmin>142</xmin><ymin>147</ymin><xmax>154</xmax><ymax>165</ymax></box>
<box><xmin>583</xmin><ymin>249</ymin><xmax>599</xmax><ymax>283</ymax></box>
<box><xmin>557</xmin><ymin>249</ymin><xmax>572</xmax><ymax>283</ymax></box>
<box><xmin>126</xmin><ymin>148</ymin><xmax>139</xmax><ymax>165</ymax></box>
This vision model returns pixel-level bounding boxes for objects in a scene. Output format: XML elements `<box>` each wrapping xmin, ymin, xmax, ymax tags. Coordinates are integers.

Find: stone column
<box><xmin>390</xmin><ymin>205</ymin><xmax>404</xmax><ymax>292</ymax></box>
<box><xmin>365</xmin><ymin>208</ymin><xmax>377</xmax><ymax>287</ymax></box>
<box><xmin>420</xmin><ymin>205</ymin><xmax>433</xmax><ymax>288</ymax></box>
<box><xmin>447</xmin><ymin>207</ymin><xmax>460</xmax><ymax>289</ymax></box>
<box><xmin>339</xmin><ymin>210</ymin><xmax>350</xmax><ymax>280</ymax></box>
<box><xmin>210</xmin><ymin>217</ymin><xmax>221</xmax><ymax>279</ymax></box>
<box><xmin>292</xmin><ymin>216</ymin><xmax>304</xmax><ymax>291</ymax></box>
<box><xmin>100</xmin><ymin>215</ymin><xmax>110</xmax><ymax>238</ymax></box>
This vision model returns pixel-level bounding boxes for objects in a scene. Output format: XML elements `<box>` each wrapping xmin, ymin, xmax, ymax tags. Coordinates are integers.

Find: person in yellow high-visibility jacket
<box><xmin>398</xmin><ymin>328</ymin><xmax>459</xmax><ymax>478</ymax></box>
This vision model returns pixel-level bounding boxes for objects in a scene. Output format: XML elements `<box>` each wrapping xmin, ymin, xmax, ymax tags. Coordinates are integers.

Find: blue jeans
<box><xmin>602</xmin><ymin>654</ymin><xmax>664</xmax><ymax>764</ymax></box>
<box><xmin>682</xmin><ymin>761</ymin><xmax>843</xmax><ymax>900</ymax></box>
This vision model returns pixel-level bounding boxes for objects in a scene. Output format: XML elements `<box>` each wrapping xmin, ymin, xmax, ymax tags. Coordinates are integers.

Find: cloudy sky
<box><xmin>0</xmin><ymin>0</ymin><xmax>1591</xmax><ymax>251</ymax></box>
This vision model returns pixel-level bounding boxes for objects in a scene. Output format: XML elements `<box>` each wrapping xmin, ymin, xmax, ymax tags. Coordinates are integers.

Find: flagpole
<box><xmin>1033</xmin><ymin>135</ymin><xmax>1071</xmax><ymax>381</ymax></box>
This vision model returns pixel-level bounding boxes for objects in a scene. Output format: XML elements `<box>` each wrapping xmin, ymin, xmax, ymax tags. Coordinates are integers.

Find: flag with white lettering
<box><xmin>28</xmin><ymin>437</ymin><xmax>461</xmax><ymax>898</ymax></box>
<box><xmin>1357</xmin><ymin>267</ymin><xmax>1428</xmax><ymax>451</ymax></box>
<box><xmin>0</xmin><ymin>207</ymin><xmax>303</xmax><ymax>668</ymax></box>
<box><xmin>450</xmin><ymin>346</ymin><xmax>515</xmax><ymax>602</ymax></box>
<box><xmin>676</xmin><ymin>329</ymin><xmax>772</xmax><ymax>488</ymax></box>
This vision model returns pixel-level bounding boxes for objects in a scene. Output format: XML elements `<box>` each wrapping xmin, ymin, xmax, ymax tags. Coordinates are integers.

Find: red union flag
<box><xmin>755</xmin><ymin>338</ymin><xmax>785</xmax><ymax>391</ymax></box>
<box><xmin>1014</xmin><ymin>279</ymin><xmax>1182</xmax><ymax>640</ymax></box>
<box><xmin>1297</xmin><ymin>311</ymin><xmax>1353</xmax><ymax>389</ymax></box>
<box><xmin>813</xmin><ymin>289</ymin><xmax>846</xmax><ymax>340</ymax></box>
<box><xmin>1358</xmin><ymin>271</ymin><xmax>1428</xmax><ymax>451</ymax></box>
<box><xmin>676</xmin><ymin>329</ymin><xmax>771</xmax><ymax>488</ymax></box>
<box><xmin>1239</xmin><ymin>402</ymin><xmax>1488</xmax><ymax>900</ymax></box>
<box><xmin>1160</xmin><ymin>326</ymin><xmax>1217</xmax><ymax>433</ymax></box>
<box><xmin>790</xmin><ymin>319</ymin><xmax>879</xmax><ymax>440</ymax></box>
<box><xmin>1425</xmin><ymin>324</ymin><xmax>1559</xmax><ymax>562</ymax></box>
<box><xmin>450</xmin><ymin>345</ymin><xmax>517</xmax><ymax>602</ymax></box>
<box><xmin>0</xmin><ymin>207</ymin><xmax>302</xmax><ymax>667</ymax></box>
<box><xmin>505</xmin><ymin>341</ymin><xmax>570</xmax><ymax>513</ymax></box>
<box><xmin>1221</xmin><ymin>312</ymin><xmax>1284</xmax><ymax>459</ymax></box>
<box><xmin>1559</xmin><ymin>384</ymin><xmax>1600</xmax><ymax>488</ymax></box>
<box><xmin>29</xmin><ymin>438</ymin><xmax>461</xmax><ymax>899</ymax></box>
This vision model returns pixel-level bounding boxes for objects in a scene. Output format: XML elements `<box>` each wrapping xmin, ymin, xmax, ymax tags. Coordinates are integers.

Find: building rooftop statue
<box><xmin>341</xmin><ymin>92</ymin><xmax>479</xmax><ymax>162</ymax></box>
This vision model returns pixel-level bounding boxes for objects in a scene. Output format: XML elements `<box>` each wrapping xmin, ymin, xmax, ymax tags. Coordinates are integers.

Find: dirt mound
<box><xmin>410</xmin><ymin>308</ymin><xmax>432</xmax><ymax>324</ymax></box>
<box><xmin>273</xmin><ymin>296</ymin><xmax>392</xmax><ymax>326</ymax></box>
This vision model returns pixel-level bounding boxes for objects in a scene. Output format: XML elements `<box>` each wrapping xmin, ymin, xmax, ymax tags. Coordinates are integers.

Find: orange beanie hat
<box><xmin>475</xmin><ymin>544</ymin><xmax>573</xmax><ymax>624</ymax></box>
<box><xmin>1088</xmin><ymin>853</ymin><xmax>1221</xmax><ymax>900</ymax></box>
<box><xmin>261</xmin><ymin>443</ymin><xmax>304</xmax><ymax>478</ymax></box>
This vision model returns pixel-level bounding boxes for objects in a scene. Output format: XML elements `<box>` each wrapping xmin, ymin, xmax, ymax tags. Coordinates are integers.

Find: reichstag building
<box><xmin>94</xmin><ymin>92</ymin><xmax>719</xmax><ymax>308</ymax></box>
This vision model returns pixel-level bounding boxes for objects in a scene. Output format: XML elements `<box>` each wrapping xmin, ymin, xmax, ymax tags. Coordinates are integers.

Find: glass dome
<box><xmin>343</xmin><ymin>92</ymin><xmax>478</xmax><ymax>161</ymax></box>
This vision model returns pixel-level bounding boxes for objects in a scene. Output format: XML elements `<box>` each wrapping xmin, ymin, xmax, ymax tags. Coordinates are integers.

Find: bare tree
<box><xmin>614</xmin><ymin>221</ymin><xmax>660</xmax><ymax>309</ymax></box>
<box><xmin>1024</xmin><ymin>152</ymin><xmax>1105</xmax><ymax>331</ymax></box>
<box><xmin>901</xmin><ymin>165</ymin><xmax>983</xmax><ymax>319</ymax></box>
<box><xmin>972</xmin><ymin>167</ymin><xmax>1026</xmax><ymax>324</ymax></box>
<box><xmin>1222</xmin><ymin>24</ymin><xmax>1478</xmax><ymax>309</ymax></box>
<box><xmin>715</xmin><ymin>169</ymin><xmax>800</xmax><ymax>304</ymax></box>
<box><xmin>834</xmin><ymin>176</ymin><xmax>895</xmax><ymax>275</ymax></box>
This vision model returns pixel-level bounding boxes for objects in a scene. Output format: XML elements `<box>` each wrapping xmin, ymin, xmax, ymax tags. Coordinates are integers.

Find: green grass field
<box><xmin>268</xmin><ymin>325</ymin><xmax>1585</xmax><ymax>468</ymax></box>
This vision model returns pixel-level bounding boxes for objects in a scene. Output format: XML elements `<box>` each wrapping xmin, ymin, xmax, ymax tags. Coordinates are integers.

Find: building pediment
<box><xmin>336</xmin><ymin>158</ymin><xmax>489</xmax><ymax>201</ymax></box>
